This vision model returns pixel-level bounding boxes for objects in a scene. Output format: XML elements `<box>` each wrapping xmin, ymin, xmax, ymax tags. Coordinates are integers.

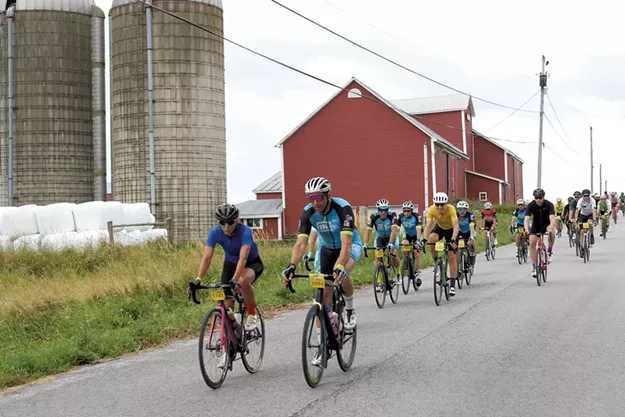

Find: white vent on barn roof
<box><xmin>347</xmin><ymin>88</ymin><xmax>362</xmax><ymax>99</ymax></box>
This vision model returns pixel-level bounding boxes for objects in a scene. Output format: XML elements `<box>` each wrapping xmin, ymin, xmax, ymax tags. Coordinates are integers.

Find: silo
<box><xmin>0</xmin><ymin>0</ymin><xmax>106</xmax><ymax>206</ymax></box>
<box><xmin>110</xmin><ymin>0</ymin><xmax>227</xmax><ymax>242</ymax></box>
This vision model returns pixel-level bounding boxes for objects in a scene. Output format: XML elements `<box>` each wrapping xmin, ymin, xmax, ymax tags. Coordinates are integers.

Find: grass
<box><xmin>0</xmin><ymin>204</ymin><xmax>515</xmax><ymax>390</ymax></box>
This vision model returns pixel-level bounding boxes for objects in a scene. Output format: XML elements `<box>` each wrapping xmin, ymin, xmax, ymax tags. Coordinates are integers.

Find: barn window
<box><xmin>244</xmin><ymin>219</ymin><xmax>263</xmax><ymax>229</ymax></box>
<box><xmin>479</xmin><ymin>192</ymin><xmax>488</xmax><ymax>201</ymax></box>
<box><xmin>466</xmin><ymin>113</ymin><xmax>471</xmax><ymax>122</ymax></box>
<box><xmin>347</xmin><ymin>88</ymin><xmax>362</xmax><ymax>99</ymax></box>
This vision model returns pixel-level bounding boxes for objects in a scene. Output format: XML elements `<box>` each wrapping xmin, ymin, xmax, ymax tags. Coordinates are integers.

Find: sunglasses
<box><xmin>403</xmin><ymin>209</ymin><xmax>412</xmax><ymax>213</ymax></box>
<box><xmin>435</xmin><ymin>203</ymin><xmax>446</xmax><ymax>207</ymax></box>
<box><xmin>582</xmin><ymin>195</ymin><xmax>590</xmax><ymax>197</ymax></box>
<box><xmin>219</xmin><ymin>219</ymin><xmax>235</xmax><ymax>226</ymax></box>
<box><xmin>307</xmin><ymin>194</ymin><xmax>326</xmax><ymax>203</ymax></box>
<box><xmin>378</xmin><ymin>208</ymin><xmax>389</xmax><ymax>213</ymax></box>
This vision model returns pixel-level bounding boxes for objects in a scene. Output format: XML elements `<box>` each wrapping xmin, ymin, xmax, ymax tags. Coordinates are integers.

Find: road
<box><xmin>2</xmin><ymin>222</ymin><xmax>625</xmax><ymax>417</ymax></box>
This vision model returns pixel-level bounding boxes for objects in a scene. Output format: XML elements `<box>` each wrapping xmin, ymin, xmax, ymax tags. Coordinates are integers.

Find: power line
<box><xmin>134</xmin><ymin>0</ymin><xmax>530</xmax><ymax>149</ymax></box>
<box><xmin>543</xmin><ymin>113</ymin><xmax>580</xmax><ymax>156</ymax></box>
<box><xmin>547</xmin><ymin>93</ymin><xmax>625</xmax><ymax>120</ymax></box>
<box><xmin>545</xmin><ymin>92</ymin><xmax>574</xmax><ymax>146</ymax></box>
<box><xmin>482</xmin><ymin>89</ymin><xmax>541</xmax><ymax>133</ymax></box>
<box><xmin>544</xmin><ymin>142</ymin><xmax>574</xmax><ymax>165</ymax></box>
<box><xmin>271</xmin><ymin>0</ymin><xmax>540</xmax><ymax>114</ymax></box>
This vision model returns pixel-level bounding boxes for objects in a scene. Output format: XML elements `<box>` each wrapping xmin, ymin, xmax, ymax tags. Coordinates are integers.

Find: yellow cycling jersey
<box><xmin>426</xmin><ymin>204</ymin><xmax>458</xmax><ymax>230</ymax></box>
<box><xmin>554</xmin><ymin>201</ymin><xmax>565</xmax><ymax>213</ymax></box>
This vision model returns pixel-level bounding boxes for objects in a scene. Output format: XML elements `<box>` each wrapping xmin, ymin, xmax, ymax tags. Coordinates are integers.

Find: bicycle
<box><xmin>600</xmin><ymin>214</ymin><xmax>608</xmax><ymax>239</ymax></box>
<box><xmin>534</xmin><ymin>233</ymin><xmax>548</xmax><ymax>286</ymax></box>
<box><xmin>621</xmin><ymin>203</ymin><xmax>625</xmax><ymax>217</ymax></box>
<box><xmin>188</xmin><ymin>280</ymin><xmax>265</xmax><ymax>389</ymax></box>
<box><xmin>286</xmin><ymin>268</ymin><xmax>357</xmax><ymax>388</ymax></box>
<box><xmin>579</xmin><ymin>221</ymin><xmax>591</xmax><ymax>263</ymax></box>
<box><xmin>456</xmin><ymin>238</ymin><xmax>474</xmax><ymax>287</ymax></box>
<box><xmin>567</xmin><ymin>220</ymin><xmax>574</xmax><ymax>248</ymax></box>
<box><xmin>364</xmin><ymin>246</ymin><xmax>400</xmax><ymax>308</ymax></box>
<box><xmin>555</xmin><ymin>215</ymin><xmax>563</xmax><ymax>238</ymax></box>
<box><xmin>427</xmin><ymin>240</ymin><xmax>454</xmax><ymax>305</ymax></box>
<box><xmin>483</xmin><ymin>228</ymin><xmax>496</xmax><ymax>261</ymax></box>
<box><xmin>399</xmin><ymin>242</ymin><xmax>421</xmax><ymax>295</ymax></box>
<box><xmin>514</xmin><ymin>226</ymin><xmax>528</xmax><ymax>265</ymax></box>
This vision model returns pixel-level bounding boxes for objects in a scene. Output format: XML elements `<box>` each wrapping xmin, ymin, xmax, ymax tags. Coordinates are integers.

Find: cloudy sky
<box><xmin>95</xmin><ymin>0</ymin><xmax>625</xmax><ymax>203</ymax></box>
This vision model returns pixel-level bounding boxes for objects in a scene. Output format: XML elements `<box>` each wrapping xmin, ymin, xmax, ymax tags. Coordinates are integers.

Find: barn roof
<box><xmin>236</xmin><ymin>199</ymin><xmax>283</xmax><ymax>218</ymax></box>
<box><xmin>472</xmin><ymin>129</ymin><xmax>524</xmax><ymax>164</ymax></box>
<box><xmin>390</xmin><ymin>94</ymin><xmax>475</xmax><ymax>117</ymax></box>
<box><xmin>253</xmin><ymin>171</ymin><xmax>282</xmax><ymax>194</ymax></box>
<box><xmin>275</xmin><ymin>77</ymin><xmax>468</xmax><ymax>159</ymax></box>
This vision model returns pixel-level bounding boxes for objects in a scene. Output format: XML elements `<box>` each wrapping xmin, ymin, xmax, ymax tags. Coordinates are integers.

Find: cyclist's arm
<box><xmin>524</xmin><ymin>213</ymin><xmax>530</xmax><ymax>232</ymax></box>
<box><xmin>290</xmin><ymin>209</ymin><xmax>313</xmax><ymax>265</ymax></box>
<box><xmin>197</xmin><ymin>245</ymin><xmax>215</xmax><ymax>280</ymax></box>
<box><xmin>416</xmin><ymin>224</ymin><xmax>422</xmax><ymax>241</ymax></box>
<box><xmin>363</xmin><ymin>214</ymin><xmax>375</xmax><ymax>245</ymax></box>
<box><xmin>335</xmin><ymin>232</ymin><xmax>353</xmax><ymax>271</ymax></box>
<box><xmin>307</xmin><ymin>229</ymin><xmax>318</xmax><ymax>255</ymax></box>
<box><xmin>388</xmin><ymin>214</ymin><xmax>399</xmax><ymax>245</ymax></box>
<box><xmin>289</xmin><ymin>236</ymin><xmax>308</xmax><ymax>266</ymax></box>
<box><xmin>451</xmin><ymin>219</ymin><xmax>459</xmax><ymax>241</ymax></box>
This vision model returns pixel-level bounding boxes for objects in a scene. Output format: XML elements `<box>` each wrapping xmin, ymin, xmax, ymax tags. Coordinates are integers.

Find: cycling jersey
<box><xmin>576</xmin><ymin>197</ymin><xmax>596</xmax><ymax>217</ymax></box>
<box><xmin>481</xmin><ymin>209</ymin><xmax>497</xmax><ymax>223</ymax></box>
<box><xmin>512</xmin><ymin>208</ymin><xmax>527</xmax><ymax>226</ymax></box>
<box><xmin>206</xmin><ymin>224</ymin><xmax>259</xmax><ymax>264</ymax></box>
<box><xmin>368</xmin><ymin>212</ymin><xmax>398</xmax><ymax>239</ymax></box>
<box><xmin>426</xmin><ymin>204</ymin><xmax>457</xmax><ymax>230</ymax></box>
<box><xmin>567</xmin><ymin>199</ymin><xmax>579</xmax><ymax>219</ymax></box>
<box><xmin>394</xmin><ymin>212</ymin><xmax>421</xmax><ymax>237</ymax></box>
<box><xmin>525</xmin><ymin>199</ymin><xmax>555</xmax><ymax>234</ymax></box>
<box><xmin>456</xmin><ymin>211</ymin><xmax>476</xmax><ymax>234</ymax></box>
<box><xmin>554</xmin><ymin>202</ymin><xmax>565</xmax><ymax>214</ymax></box>
<box><xmin>298</xmin><ymin>197</ymin><xmax>362</xmax><ymax>249</ymax></box>
<box><xmin>598</xmin><ymin>200</ymin><xmax>609</xmax><ymax>214</ymax></box>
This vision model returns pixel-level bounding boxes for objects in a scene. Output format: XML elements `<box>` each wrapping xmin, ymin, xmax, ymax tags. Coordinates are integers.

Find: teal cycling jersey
<box><xmin>457</xmin><ymin>211</ymin><xmax>476</xmax><ymax>234</ymax></box>
<box><xmin>298</xmin><ymin>197</ymin><xmax>362</xmax><ymax>249</ymax></box>
<box><xmin>368</xmin><ymin>212</ymin><xmax>397</xmax><ymax>239</ymax></box>
<box><xmin>512</xmin><ymin>208</ymin><xmax>527</xmax><ymax>226</ymax></box>
<box><xmin>394</xmin><ymin>212</ymin><xmax>421</xmax><ymax>237</ymax></box>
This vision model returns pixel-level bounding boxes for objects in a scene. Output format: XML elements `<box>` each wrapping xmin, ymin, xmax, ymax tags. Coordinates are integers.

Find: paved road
<box><xmin>2</xmin><ymin>222</ymin><xmax>625</xmax><ymax>417</ymax></box>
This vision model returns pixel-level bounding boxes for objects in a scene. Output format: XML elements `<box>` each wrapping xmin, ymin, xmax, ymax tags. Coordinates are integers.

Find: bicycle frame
<box><xmin>189</xmin><ymin>282</ymin><xmax>243</xmax><ymax>348</ymax></box>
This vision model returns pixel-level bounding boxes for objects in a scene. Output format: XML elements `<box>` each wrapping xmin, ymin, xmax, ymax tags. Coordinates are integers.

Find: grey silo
<box><xmin>0</xmin><ymin>0</ymin><xmax>106</xmax><ymax>206</ymax></box>
<box><xmin>110</xmin><ymin>0</ymin><xmax>226</xmax><ymax>242</ymax></box>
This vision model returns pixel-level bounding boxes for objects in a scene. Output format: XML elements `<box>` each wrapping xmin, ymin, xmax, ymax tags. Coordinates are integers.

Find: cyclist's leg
<box><xmin>313</xmin><ymin>244</ymin><xmax>321</xmax><ymax>272</ymax></box>
<box><xmin>238</xmin><ymin>258</ymin><xmax>263</xmax><ymax>317</ymax></box>
<box><xmin>319</xmin><ymin>247</ymin><xmax>338</xmax><ymax>307</ymax></box>
<box><xmin>427</xmin><ymin>227</ymin><xmax>442</xmax><ymax>258</ymax></box>
<box><xmin>342</xmin><ymin>243</ymin><xmax>362</xmax><ymax>329</ymax></box>
<box><xmin>390</xmin><ymin>234</ymin><xmax>401</xmax><ymax>269</ymax></box>
<box><xmin>443</xmin><ymin>228</ymin><xmax>458</xmax><ymax>290</ymax></box>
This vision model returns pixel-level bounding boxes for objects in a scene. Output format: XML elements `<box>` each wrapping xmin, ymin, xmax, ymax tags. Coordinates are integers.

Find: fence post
<box><xmin>107</xmin><ymin>221</ymin><xmax>114</xmax><ymax>244</ymax></box>
<box><xmin>165</xmin><ymin>217</ymin><xmax>173</xmax><ymax>244</ymax></box>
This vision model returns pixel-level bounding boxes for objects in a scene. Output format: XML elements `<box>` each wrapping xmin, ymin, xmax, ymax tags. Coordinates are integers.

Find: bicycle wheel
<box><xmin>433</xmin><ymin>259</ymin><xmax>443</xmax><ymax>306</ymax></box>
<box><xmin>491</xmin><ymin>238</ymin><xmax>497</xmax><ymax>260</ymax></box>
<box><xmin>485</xmin><ymin>237</ymin><xmax>491</xmax><ymax>261</ymax></box>
<box><xmin>602</xmin><ymin>221</ymin><xmax>607</xmax><ymax>239</ymax></box>
<box><xmin>336</xmin><ymin>298</ymin><xmax>357</xmax><ymax>372</ymax></box>
<box><xmin>412</xmin><ymin>267</ymin><xmax>421</xmax><ymax>292</ymax></box>
<box><xmin>389</xmin><ymin>265</ymin><xmax>400</xmax><ymax>304</ymax></box>
<box><xmin>536</xmin><ymin>248</ymin><xmax>542</xmax><ymax>287</ymax></box>
<box><xmin>301</xmin><ymin>305</ymin><xmax>326</xmax><ymax>388</ymax></box>
<box><xmin>465</xmin><ymin>252</ymin><xmax>473</xmax><ymax>285</ymax></box>
<box><xmin>542</xmin><ymin>249</ymin><xmax>548</xmax><ymax>283</ymax></box>
<box><xmin>568</xmin><ymin>230</ymin><xmax>573</xmax><ymax>247</ymax></box>
<box><xmin>241</xmin><ymin>307</ymin><xmax>265</xmax><ymax>374</ymax></box>
<box><xmin>198</xmin><ymin>308</ymin><xmax>230</xmax><ymax>389</ymax></box>
<box><xmin>401</xmin><ymin>254</ymin><xmax>411</xmax><ymax>295</ymax></box>
<box><xmin>456</xmin><ymin>251</ymin><xmax>464</xmax><ymax>289</ymax></box>
<box><xmin>585</xmin><ymin>235</ymin><xmax>590</xmax><ymax>262</ymax></box>
<box><xmin>443</xmin><ymin>259</ymin><xmax>450</xmax><ymax>301</ymax></box>
<box><xmin>523</xmin><ymin>242</ymin><xmax>528</xmax><ymax>263</ymax></box>
<box><xmin>373</xmin><ymin>264</ymin><xmax>386</xmax><ymax>309</ymax></box>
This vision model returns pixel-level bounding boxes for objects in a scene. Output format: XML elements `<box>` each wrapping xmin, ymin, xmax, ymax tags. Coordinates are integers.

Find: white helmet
<box><xmin>402</xmin><ymin>200</ymin><xmax>414</xmax><ymax>210</ymax></box>
<box><xmin>517</xmin><ymin>199</ymin><xmax>525</xmax><ymax>205</ymax></box>
<box><xmin>456</xmin><ymin>200</ymin><xmax>469</xmax><ymax>210</ymax></box>
<box><xmin>376</xmin><ymin>199</ymin><xmax>390</xmax><ymax>209</ymax></box>
<box><xmin>556</xmin><ymin>197</ymin><xmax>562</xmax><ymax>202</ymax></box>
<box><xmin>304</xmin><ymin>177</ymin><xmax>331</xmax><ymax>194</ymax></box>
<box><xmin>484</xmin><ymin>202</ymin><xmax>493</xmax><ymax>210</ymax></box>
<box><xmin>433</xmin><ymin>192</ymin><xmax>448</xmax><ymax>204</ymax></box>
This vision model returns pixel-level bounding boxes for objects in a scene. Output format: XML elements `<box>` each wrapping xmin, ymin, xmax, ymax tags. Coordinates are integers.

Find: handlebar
<box><xmin>363</xmin><ymin>246</ymin><xmax>398</xmax><ymax>258</ymax></box>
<box><xmin>285</xmin><ymin>273</ymin><xmax>335</xmax><ymax>294</ymax></box>
<box><xmin>187</xmin><ymin>280</ymin><xmax>241</xmax><ymax>305</ymax></box>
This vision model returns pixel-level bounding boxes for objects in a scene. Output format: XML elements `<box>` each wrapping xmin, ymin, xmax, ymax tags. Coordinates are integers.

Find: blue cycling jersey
<box><xmin>298</xmin><ymin>197</ymin><xmax>362</xmax><ymax>249</ymax></box>
<box><xmin>206</xmin><ymin>224</ymin><xmax>259</xmax><ymax>264</ymax></box>
<box><xmin>394</xmin><ymin>212</ymin><xmax>421</xmax><ymax>237</ymax></box>
<box><xmin>368</xmin><ymin>212</ymin><xmax>398</xmax><ymax>239</ymax></box>
<box><xmin>457</xmin><ymin>211</ymin><xmax>476</xmax><ymax>234</ymax></box>
<box><xmin>513</xmin><ymin>208</ymin><xmax>527</xmax><ymax>226</ymax></box>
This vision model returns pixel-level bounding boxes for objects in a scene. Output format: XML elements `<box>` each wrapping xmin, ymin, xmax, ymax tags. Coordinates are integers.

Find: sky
<box><xmin>95</xmin><ymin>0</ymin><xmax>625</xmax><ymax>204</ymax></box>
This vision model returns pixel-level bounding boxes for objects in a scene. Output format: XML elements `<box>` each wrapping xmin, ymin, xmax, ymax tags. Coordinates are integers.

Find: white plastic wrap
<box><xmin>0</xmin><ymin>235</ymin><xmax>12</xmax><ymax>251</ymax></box>
<box><xmin>122</xmin><ymin>203</ymin><xmax>155</xmax><ymax>232</ymax></box>
<box><xmin>0</xmin><ymin>207</ymin><xmax>18</xmax><ymax>235</ymax></box>
<box><xmin>73</xmin><ymin>201</ymin><xmax>125</xmax><ymax>232</ymax></box>
<box><xmin>114</xmin><ymin>230</ymin><xmax>147</xmax><ymax>246</ymax></box>
<box><xmin>142</xmin><ymin>228</ymin><xmax>168</xmax><ymax>242</ymax></box>
<box><xmin>36</xmin><ymin>203</ymin><xmax>77</xmax><ymax>236</ymax></box>
<box><xmin>40</xmin><ymin>232</ymin><xmax>81</xmax><ymax>252</ymax></box>
<box><xmin>14</xmin><ymin>234</ymin><xmax>42</xmax><ymax>251</ymax></box>
<box><xmin>1</xmin><ymin>205</ymin><xmax>39</xmax><ymax>238</ymax></box>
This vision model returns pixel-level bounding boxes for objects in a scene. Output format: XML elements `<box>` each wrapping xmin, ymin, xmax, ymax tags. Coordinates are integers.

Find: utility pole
<box><xmin>590</xmin><ymin>127</ymin><xmax>594</xmax><ymax>193</ymax></box>
<box><xmin>599</xmin><ymin>164</ymin><xmax>602</xmax><ymax>195</ymax></box>
<box><xmin>537</xmin><ymin>55</ymin><xmax>548</xmax><ymax>188</ymax></box>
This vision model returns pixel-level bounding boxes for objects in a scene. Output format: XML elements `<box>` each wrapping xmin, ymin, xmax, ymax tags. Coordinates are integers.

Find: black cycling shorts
<box><xmin>483</xmin><ymin>222</ymin><xmax>495</xmax><ymax>231</ymax></box>
<box><xmin>529</xmin><ymin>222</ymin><xmax>548</xmax><ymax>236</ymax></box>
<box><xmin>459</xmin><ymin>231</ymin><xmax>471</xmax><ymax>241</ymax></box>
<box><xmin>403</xmin><ymin>234</ymin><xmax>418</xmax><ymax>244</ymax></box>
<box><xmin>376</xmin><ymin>237</ymin><xmax>390</xmax><ymax>248</ymax></box>
<box><xmin>319</xmin><ymin>246</ymin><xmax>341</xmax><ymax>280</ymax></box>
<box><xmin>579</xmin><ymin>214</ymin><xmax>592</xmax><ymax>224</ymax></box>
<box><xmin>221</xmin><ymin>256</ymin><xmax>263</xmax><ymax>286</ymax></box>
<box><xmin>432</xmin><ymin>224</ymin><xmax>454</xmax><ymax>242</ymax></box>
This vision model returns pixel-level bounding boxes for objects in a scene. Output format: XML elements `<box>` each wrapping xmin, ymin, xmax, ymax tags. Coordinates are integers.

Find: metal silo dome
<box><xmin>0</xmin><ymin>0</ymin><xmax>107</xmax><ymax>206</ymax></box>
<box><xmin>110</xmin><ymin>0</ymin><xmax>226</xmax><ymax>242</ymax></box>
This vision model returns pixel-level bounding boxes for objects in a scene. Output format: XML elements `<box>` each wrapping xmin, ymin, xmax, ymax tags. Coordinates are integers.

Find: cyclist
<box><xmin>456</xmin><ymin>200</ymin><xmax>477</xmax><ymax>265</ymax></box>
<box><xmin>610</xmin><ymin>192</ymin><xmax>619</xmax><ymax>222</ymax></box>
<box><xmin>362</xmin><ymin>199</ymin><xmax>401</xmax><ymax>278</ymax></box>
<box><xmin>574</xmin><ymin>189</ymin><xmax>597</xmax><ymax>245</ymax></box>
<box><xmin>554</xmin><ymin>197</ymin><xmax>565</xmax><ymax>233</ymax></box>
<box><xmin>598</xmin><ymin>195</ymin><xmax>610</xmax><ymax>237</ymax></box>
<box><xmin>282</xmin><ymin>177</ymin><xmax>361</xmax><ymax>334</ymax></box>
<box><xmin>620</xmin><ymin>192</ymin><xmax>625</xmax><ymax>213</ymax></box>
<box><xmin>561</xmin><ymin>197</ymin><xmax>574</xmax><ymax>236</ymax></box>
<box><xmin>195</xmin><ymin>203</ymin><xmax>263</xmax><ymax>333</ymax></box>
<box><xmin>524</xmin><ymin>188</ymin><xmax>556</xmax><ymax>278</ymax></box>
<box><xmin>510</xmin><ymin>199</ymin><xmax>527</xmax><ymax>258</ymax></box>
<box><xmin>422</xmin><ymin>192</ymin><xmax>460</xmax><ymax>296</ymax></box>
<box><xmin>480</xmin><ymin>202</ymin><xmax>498</xmax><ymax>248</ymax></box>
<box><xmin>394</xmin><ymin>200</ymin><xmax>423</xmax><ymax>287</ymax></box>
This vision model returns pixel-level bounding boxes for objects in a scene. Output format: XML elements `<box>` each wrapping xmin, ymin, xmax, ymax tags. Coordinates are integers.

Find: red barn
<box><xmin>275</xmin><ymin>78</ymin><xmax>468</xmax><ymax>234</ymax></box>
<box><xmin>236</xmin><ymin>172</ymin><xmax>284</xmax><ymax>239</ymax></box>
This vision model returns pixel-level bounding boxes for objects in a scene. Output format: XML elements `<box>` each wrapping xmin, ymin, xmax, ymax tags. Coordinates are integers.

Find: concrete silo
<box><xmin>0</xmin><ymin>0</ymin><xmax>107</xmax><ymax>206</ymax></box>
<box><xmin>110</xmin><ymin>0</ymin><xmax>227</xmax><ymax>242</ymax></box>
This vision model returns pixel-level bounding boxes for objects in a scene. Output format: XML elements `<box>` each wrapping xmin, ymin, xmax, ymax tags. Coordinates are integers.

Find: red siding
<box><xmin>414</xmin><ymin>111</ymin><xmax>465</xmax><ymax>153</ymax></box>
<box><xmin>256</xmin><ymin>192</ymin><xmax>282</xmax><ymax>200</ymax></box>
<box><xmin>473</xmin><ymin>135</ymin><xmax>505</xmax><ymax>180</ymax></box>
<box><xmin>465</xmin><ymin>114</ymin><xmax>473</xmax><ymax>162</ymax></box>
<box><xmin>261</xmin><ymin>218</ymin><xmax>279</xmax><ymax>239</ymax></box>
<box><xmin>467</xmin><ymin>174</ymin><xmax>500</xmax><ymax>204</ymax></box>
<box><xmin>282</xmin><ymin>81</ymin><xmax>429</xmax><ymax>234</ymax></box>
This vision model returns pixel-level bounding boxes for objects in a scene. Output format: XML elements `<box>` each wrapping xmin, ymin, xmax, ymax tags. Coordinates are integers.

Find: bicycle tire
<box><xmin>443</xmin><ymin>258</ymin><xmax>450</xmax><ymax>301</ymax></box>
<box><xmin>585</xmin><ymin>235</ymin><xmax>590</xmax><ymax>262</ymax></box>
<box><xmin>602</xmin><ymin>221</ymin><xmax>607</xmax><ymax>239</ymax></box>
<box><xmin>241</xmin><ymin>308</ymin><xmax>265</xmax><ymax>374</ymax></box>
<box><xmin>401</xmin><ymin>254</ymin><xmax>411</xmax><ymax>295</ymax></box>
<box><xmin>198</xmin><ymin>308</ymin><xmax>230</xmax><ymax>389</ymax></box>
<box><xmin>301</xmin><ymin>305</ymin><xmax>326</xmax><ymax>388</ymax></box>
<box><xmin>536</xmin><ymin>248</ymin><xmax>542</xmax><ymax>286</ymax></box>
<box><xmin>456</xmin><ymin>251</ymin><xmax>464</xmax><ymax>289</ymax></box>
<box><xmin>465</xmin><ymin>251</ymin><xmax>473</xmax><ymax>285</ymax></box>
<box><xmin>373</xmin><ymin>264</ymin><xmax>386</xmax><ymax>309</ymax></box>
<box><xmin>485</xmin><ymin>237</ymin><xmax>491</xmax><ymax>261</ymax></box>
<box><xmin>389</xmin><ymin>265</ymin><xmax>400</xmax><ymax>304</ymax></box>
<box><xmin>433</xmin><ymin>259</ymin><xmax>443</xmax><ymax>306</ymax></box>
<box><xmin>583</xmin><ymin>234</ymin><xmax>588</xmax><ymax>264</ymax></box>
<box><xmin>336</xmin><ymin>298</ymin><xmax>357</xmax><ymax>372</ymax></box>
<box><xmin>523</xmin><ymin>243</ymin><xmax>528</xmax><ymax>263</ymax></box>
<box><xmin>412</xmin><ymin>268</ymin><xmax>421</xmax><ymax>291</ymax></box>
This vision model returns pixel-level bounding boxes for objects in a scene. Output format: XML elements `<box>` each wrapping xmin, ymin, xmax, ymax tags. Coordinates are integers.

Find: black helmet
<box><xmin>533</xmin><ymin>188</ymin><xmax>545</xmax><ymax>198</ymax></box>
<box><xmin>567</xmin><ymin>197</ymin><xmax>574</xmax><ymax>202</ymax></box>
<box><xmin>215</xmin><ymin>203</ymin><xmax>239</xmax><ymax>223</ymax></box>
<box><xmin>582</xmin><ymin>189</ymin><xmax>591</xmax><ymax>196</ymax></box>
<box><xmin>573</xmin><ymin>191</ymin><xmax>581</xmax><ymax>198</ymax></box>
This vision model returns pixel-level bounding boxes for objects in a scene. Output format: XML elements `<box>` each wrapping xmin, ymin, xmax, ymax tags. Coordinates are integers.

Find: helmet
<box><xmin>215</xmin><ymin>203</ymin><xmax>239</xmax><ymax>223</ymax></box>
<box><xmin>457</xmin><ymin>200</ymin><xmax>469</xmax><ymax>210</ymax></box>
<box><xmin>573</xmin><ymin>191</ymin><xmax>581</xmax><ymax>198</ymax></box>
<box><xmin>568</xmin><ymin>197</ymin><xmax>574</xmax><ymax>202</ymax></box>
<box><xmin>556</xmin><ymin>197</ymin><xmax>562</xmax><ymax>202</ymax></box>
<box><xmin>517</xmin><ymin>199</ymin><xmax>525</xmax><ymax>205</ymax></box>
<box><xmin>600</xmin><ymin>194</ymin><xmax>606</xmax><ymax>200</ymax></box>
<box><xmin>611</xmin><ymin>191</ymin><xmax>617</xmax><ymax>196</ymax></box>
<box><xmin>533</xmin><ymin>188</ymin><xmax>545</xmax><ymax>198</ymax></box>
<box><xmin>433</xmin><ymin>192</ymin><xmax>448</xmax><ymax>204</ymax></box>
<box><xmin>484</xmin><ymin>202</ymin><xmax>493</xmax><ymax>210</ymax></box>
<box><xmin>402</xmin><ymin>201</ymin><xmax>414</xmax><ymax>210</ymax></box>
<box><xmin>304</xmin><ymin>177</ymin><xmax>331</xmax><ymax>194</ymax></box>
<box><xmin>582</xmin><ymin>189</ymin><xmax>591</xmax><ymax>196</ymax></box>
<box><xmin>376</xmin><ymin>199</ymin><xmax>390</xmax><ymax>209</ymax></box>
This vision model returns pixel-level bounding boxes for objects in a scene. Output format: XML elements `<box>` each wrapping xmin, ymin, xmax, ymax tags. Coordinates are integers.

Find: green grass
<box><xmin>0</xmin><ymin>204</ymin><xmax>515</xmax><ymax>390</ymax></box>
